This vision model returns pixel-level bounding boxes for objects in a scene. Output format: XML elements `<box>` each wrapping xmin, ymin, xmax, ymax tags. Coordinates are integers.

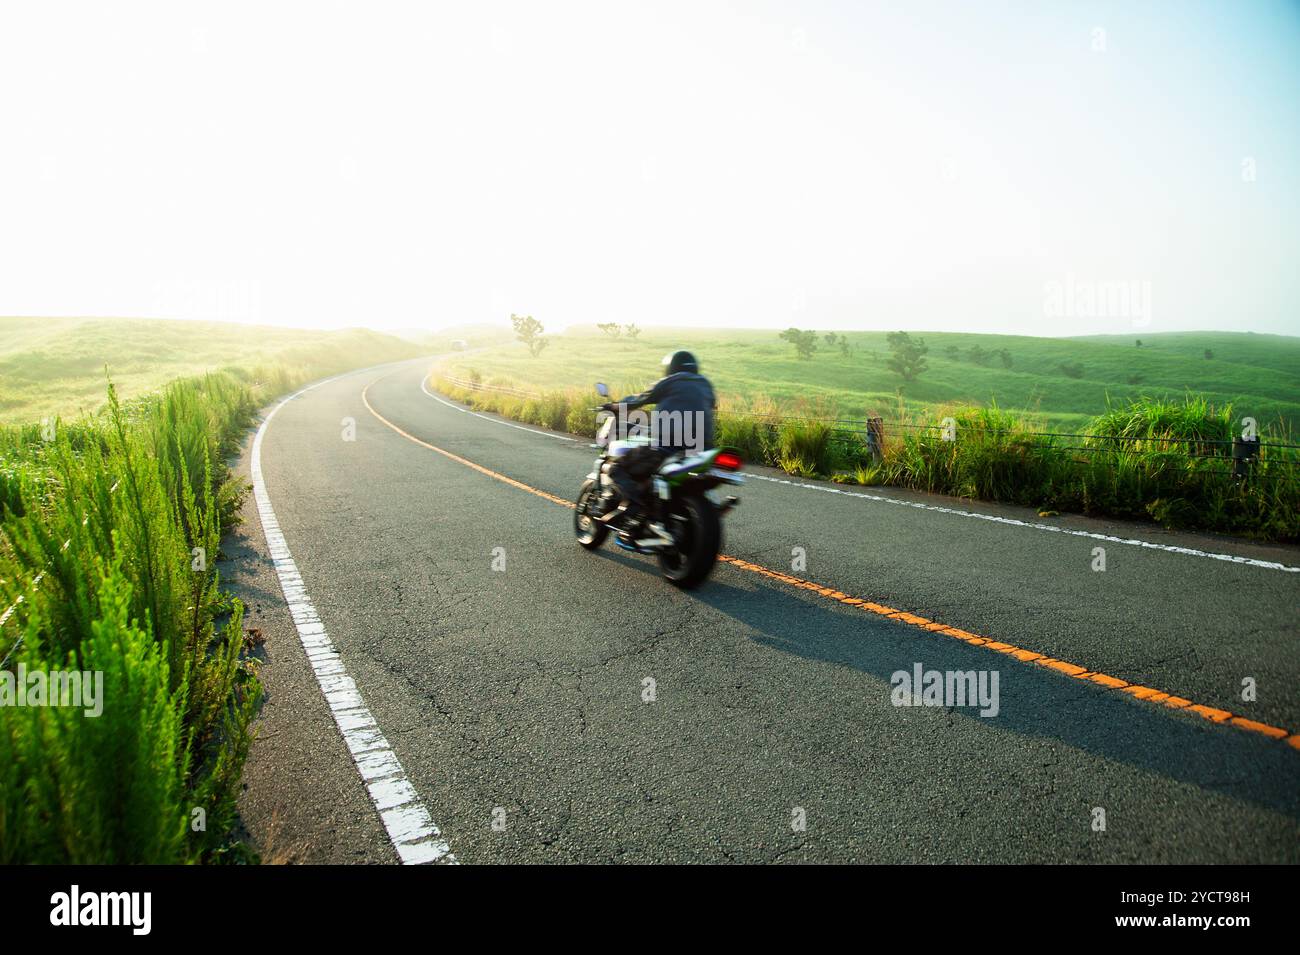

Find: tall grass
<box><xmin>0</xmin><ymin>569</ymin><xmax>191</xmax><ymax>862</ymax></box>
<box><xmin>0</xmin><ymin>363</ymin><xmax>347</xmax><ymax>862</ymax></box>
<box><xmin>868</xmin><ymin>397</ymin><xmax>1299</xmax><ymax>542</ymax></box>
<box><xmin>434</xmin><ymin>372</ymin><xmax>1299</xmax><ymax>542</ymax></box>
<box><xmin>716</xmin><ymin>396</ymin><xmax>857</xmax><ymax>477</ymax></box>
<box><xmin>437</xmin><ymin>372</ymin><xmax>606</xmax><ymax>439</ymax></box>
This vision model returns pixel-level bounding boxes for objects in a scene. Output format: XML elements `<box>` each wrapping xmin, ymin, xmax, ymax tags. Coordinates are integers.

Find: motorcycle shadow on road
<box><xmin>589</xmin><ymin>547</ymin><xmax>1300</xmax><ymax>824</ymax></box>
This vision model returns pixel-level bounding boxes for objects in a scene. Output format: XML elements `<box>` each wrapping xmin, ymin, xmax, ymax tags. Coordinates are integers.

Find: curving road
<box><xmin>230</xmin><ymin>358</ymin><xmax>1300</xmax><ymax>864</ymax></box>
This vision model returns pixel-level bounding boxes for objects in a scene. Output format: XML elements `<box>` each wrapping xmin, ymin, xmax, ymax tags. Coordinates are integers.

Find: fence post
<box><xmin>1232</xmin><ymin>435</ymin><xmax>1259</xmax><ymax>480</ymax></box>
<box><xmin>865</xmin><ymin>416</ymin><xmax>884</xmax><ymax>463</ymax></box>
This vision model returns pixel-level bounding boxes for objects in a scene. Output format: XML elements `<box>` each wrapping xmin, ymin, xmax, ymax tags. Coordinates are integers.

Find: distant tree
<box><xmin>779</xmin><ymin>327</ymin><xmax>819</xmax><ymax>360</ymax></box>
<box><xmin>596</xmin><ymin>322</ymin><xmax>622</xmax><ymax>338</ymax></box>
<box><xmin>1135</xmin><ymin>339</ymin><xmax>1143</xmax><ymax>347</ymax></box>
<box><xmin>512</xmin><ymin>313</ymin><xmax>549</xmax><ymax>357</ymax></box>
<box><xmin>1058</xmin><ymin>361</ymin><xmax>1085</xmax><ymax>379</ymax></box>
<box><xmin>1203</xmin><ymin>348</ymin><xmax>1214</xmax><ymax>360</ymax></box>
<box><xmin>886</xmin><ymin>331</ymin><xmax>929</xmax><ymax>382</ymax></box>
<box><xmin>968</xmin><ymin>345</ymin><xmax>990</xmax><ymax>366</ymax></box>
<box><xmin>624</xmin><ymin>323</ymin><xmax>642</xmax><ymax>339</ymax></box>
<box><xmin>998</xmin><ymin>348</ymin><xmax>1013</xmax><ymax>368</ymax></box>
<box><xmin>944</xmin><ymin>345</ymin><xmax>960</xmax><ymax>360</ymax></box>
<box><xmin>823</xmin><ymin>332</ymin><xmax>850</xmax><ymax>357</ymax></box>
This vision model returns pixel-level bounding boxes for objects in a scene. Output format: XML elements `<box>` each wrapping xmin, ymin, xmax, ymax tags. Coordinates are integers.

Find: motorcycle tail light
<box><xmin>714</xmin><ymin>451</ymin><xmax>743</xmax><ymax>471</ymax></box>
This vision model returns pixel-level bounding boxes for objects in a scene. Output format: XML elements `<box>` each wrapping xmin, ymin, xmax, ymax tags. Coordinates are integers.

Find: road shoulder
<box><xmin>226</xmin><ymin>420</ymin><xmax>396</xmax><ymax>865</ymax></box>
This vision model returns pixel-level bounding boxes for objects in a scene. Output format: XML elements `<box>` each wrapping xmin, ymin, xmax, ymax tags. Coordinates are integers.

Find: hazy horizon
<box><xmin>6</xmin><ymin>313</ymin><xmax>1299</xmax><ymax>343</ymax></box>
<box><xmin>3</xmin><ymin>1</ymin><xmax>1297</xmax><ymax>338</ymax></box>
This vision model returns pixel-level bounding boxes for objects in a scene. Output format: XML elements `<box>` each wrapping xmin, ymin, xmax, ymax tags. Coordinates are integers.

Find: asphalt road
<box><xmin>231</xmin><ymin>358</ymin><xmax>1300</xmax><ymax>864</ymax></box>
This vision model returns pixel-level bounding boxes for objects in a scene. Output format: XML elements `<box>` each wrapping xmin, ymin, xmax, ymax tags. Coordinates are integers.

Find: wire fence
<box><xmin>438</xmin><ymin>374</ymin><xmax>540</xmax><ymax>401</ymax></box>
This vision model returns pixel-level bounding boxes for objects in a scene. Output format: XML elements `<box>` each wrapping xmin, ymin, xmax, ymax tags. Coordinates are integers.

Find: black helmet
<box><xmin>662</xmin><ymin>350</ymin><xmax>699</xmax><ymax>375</ymax></box>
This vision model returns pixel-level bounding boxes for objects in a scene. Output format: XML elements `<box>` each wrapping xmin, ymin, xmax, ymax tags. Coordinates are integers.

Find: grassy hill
<box><xmin>0</xmin><ymin>317</ymin><xmax>428</xmax><ymax>424</ymax></box>
<box><xmin>439</xmin><ymin>327</ymin><xmax>1300</xmax><ymax>434</ymax></box>
<box><xmin>1076</xmin><ymin>331</ymin><xmax>1300</xmax><ymax>379</ymax></box>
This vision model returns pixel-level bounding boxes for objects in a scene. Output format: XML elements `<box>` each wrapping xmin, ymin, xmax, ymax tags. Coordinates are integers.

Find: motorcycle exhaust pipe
<box><xmin>717</xmin><ymin>495</ymin><xmax>740</xmax><ymax>514</ymax></box>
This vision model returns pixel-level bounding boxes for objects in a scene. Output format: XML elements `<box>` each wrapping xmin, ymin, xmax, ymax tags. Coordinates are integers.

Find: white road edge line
<box><xmin>252</xmin><ymin>373</ymin><xmax>456</xmax><ymax>865</ymax></box>
<box><xmin>420</xmin><ymin>376</ymin><xmax>576</xmax><ymax>441</ymax></box>
<box><xmin>746</xmin><ymin>472</ymin><xmax>1300</xmax><ymax>573</ymax></box>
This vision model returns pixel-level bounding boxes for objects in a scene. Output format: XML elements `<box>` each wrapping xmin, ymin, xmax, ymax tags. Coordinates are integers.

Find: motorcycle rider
<box><xmin>599</xmin><ymin>350</ymin><xmax>716</xmax><ymax>543</ymax></box>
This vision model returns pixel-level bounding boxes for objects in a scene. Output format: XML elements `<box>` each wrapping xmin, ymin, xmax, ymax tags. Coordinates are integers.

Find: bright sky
<box><xmin>2</xmin><ymin>0</ymin><xmax>1297</xmax><ymax>337</ymax></box>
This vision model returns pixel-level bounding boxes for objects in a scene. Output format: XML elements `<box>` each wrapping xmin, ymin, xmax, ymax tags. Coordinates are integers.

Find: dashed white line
<box><xmin>746</xmin><ymin>472</ymin><xmax>1300</xmax><ymax>573</ymax></box>
<box><xmin>420</xmin><ymin>376</ymin><xmax>576</xmax><ymax>441</ymax></box>
<box><xmin>252</xmin><ymin>374</ymin><xmax>456</xmax><ymax>865</ymax></box>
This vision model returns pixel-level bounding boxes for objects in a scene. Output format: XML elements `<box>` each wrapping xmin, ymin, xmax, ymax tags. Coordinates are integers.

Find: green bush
<box><xmin>715</xmin><ymin>412</ymin><xmax>771</xmax><ymax>465</ymax></box>
<box><xmin>0</xmin><ymin>568</ymin><xmax>188</xmax><ymax>863</ymax></box>
<box><xmin>566</xmin><ymin>404</ymin><xmax>601</xmax><ymax>438</ymax></box>
<box><xmin>776</xmin><ymin>417</ymin><xmax>834</xmax><ymax>476</ymax></box>
<box><xmin>0</xmin><ymin>371</ymin><xmax>279</xmax><ymax>862</ymax></box>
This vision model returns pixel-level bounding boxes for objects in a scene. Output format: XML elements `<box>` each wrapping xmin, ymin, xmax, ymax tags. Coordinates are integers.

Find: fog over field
<box><xmin>1</xmin><ymin>1</ymin><xmax>1298</xmax><ymax>338</ymax></box>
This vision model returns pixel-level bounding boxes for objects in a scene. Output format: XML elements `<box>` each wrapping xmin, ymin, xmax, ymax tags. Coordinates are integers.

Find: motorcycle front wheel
<box><xmin>574</xmin><ymin>478</ymin><xmax>609</xmax><ymax>549</ymax></box>
<box><xmin>657</xmin><ymin>492</ymin><xmax>721</xmax><ymax>589</ymax></box>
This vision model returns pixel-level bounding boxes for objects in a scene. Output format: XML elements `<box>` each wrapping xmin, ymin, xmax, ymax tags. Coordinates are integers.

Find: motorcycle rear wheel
<box><xmin>657</xmin><ymin>492</ymin><xmax>721</xmax><ymax>589</ymax></box>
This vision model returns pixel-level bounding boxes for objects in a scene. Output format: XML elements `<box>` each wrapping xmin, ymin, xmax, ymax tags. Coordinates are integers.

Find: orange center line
<box><xmin>362</xmin><ymin>378</ymin><xmax>1300</xmax><ymax>752</ymax></box>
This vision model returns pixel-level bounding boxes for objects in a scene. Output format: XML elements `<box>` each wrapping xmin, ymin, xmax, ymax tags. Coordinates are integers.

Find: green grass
<box><xmin>433</xmin><ymin>327</ymin><xmax>1300</xmax><ymax>542</ymax></box>
<box><xmin>1</xmin><ymin>376</ymin><xmax>260</xmax><ymax>861</ymax></box>
<box><xmin>1077</xmin><ymin>331</ymin><xmax>1300</xmax><ymax>380</ymax></box>
<box><xmin>0</xmin><ymin>317</ymin><xmax>428</xmax><ymax>425</ymax></box>
<box><xmin>437</xmin><ymin>326</ymin><xmax>1300</xmax><ymax>433</ymax></box>
<box><xmin>0</xmin><ymin>317</ymin><xmax>431</xmax><ymax>862</ymax></box>
<box><xmin>856</xmin><ymin>399</ymin><xmax>1299</xmax><ymax>542</ymax></box>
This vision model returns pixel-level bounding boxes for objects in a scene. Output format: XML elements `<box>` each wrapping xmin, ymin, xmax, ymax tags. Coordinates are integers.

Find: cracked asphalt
<box><xmin>231</xmin><ymin>358</ymin><xmax>1300</xmax><ymax>864</ymax></box>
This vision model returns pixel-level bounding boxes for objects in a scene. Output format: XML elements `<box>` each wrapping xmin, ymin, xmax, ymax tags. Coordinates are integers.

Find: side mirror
<box><xmin>595</xmin><ymin>382</ymin><xmax>609</xmax><ymax>397</ymax></box>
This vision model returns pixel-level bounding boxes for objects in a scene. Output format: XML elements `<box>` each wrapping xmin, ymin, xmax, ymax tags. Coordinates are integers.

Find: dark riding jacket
<box><xmin>619</xmin><ymin>372</ymin><xmax>717</xmax><ymax>452</ymax></box>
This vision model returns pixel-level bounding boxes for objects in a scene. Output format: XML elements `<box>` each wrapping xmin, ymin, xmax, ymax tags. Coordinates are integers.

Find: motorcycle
<box><xmin>573</xmin><ymin>382</ymin><xmax>743</xmax><ymax>589</ymax></box>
